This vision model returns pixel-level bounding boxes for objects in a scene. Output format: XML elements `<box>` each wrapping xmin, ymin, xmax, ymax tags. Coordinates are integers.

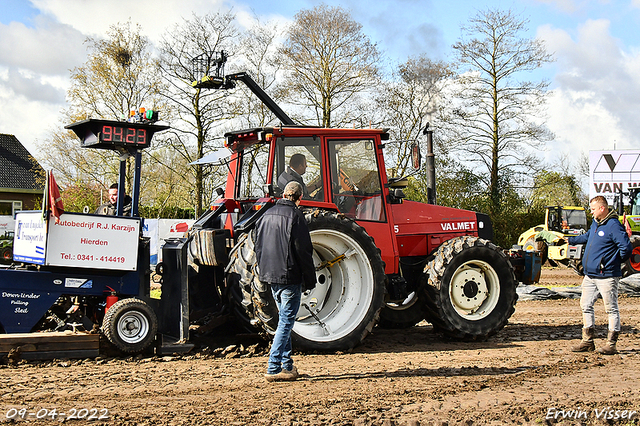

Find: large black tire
<box><xmin>225</xmin><ymin>232</ymin><xmax>261</xmax><ymax>330</ymax></box>
<box><xmin>230</xmin><ymin>210</ymin><xmax>386</xmax><ymax>351</ymax></box>
<box><xmin>378</xmin><ymin>292</ymin><xmax>425</xmax><ymax>329</ymax></box>
<box><xmin>622</xmin><ymin>235</ymin><xmax>640</xmax><ymax>277</ymax></box>
<box><xmin>378</xmin><ymin>259</ymin><xmax>427</xmax><ymax>329</ymax></box>
<box><xmin>1</xmin><ymin>247</ymin><xmax>12</xmax><ymax>264</ymax></box>
<box><xmin>102</xmin><ymin>298</ymin><xmax>157</xmax><ymax>353</ymax></box>
<box><xmin>420</xmin><ymin>236</ymin><xmax>518</xmax><ymax>340</ymax></box>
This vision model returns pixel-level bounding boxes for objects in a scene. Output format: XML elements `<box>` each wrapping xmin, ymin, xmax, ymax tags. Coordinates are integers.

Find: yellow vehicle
<box><xmin>517</xmin><ymin>206</ymin><xmax>588</xmax><ymax>269</ymax></box>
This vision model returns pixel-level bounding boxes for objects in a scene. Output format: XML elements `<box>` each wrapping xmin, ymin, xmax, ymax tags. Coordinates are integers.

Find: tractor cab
<box><xmin>224</xmin><ymin>126</ymin><xmax>389</xmax><ymax>223</ymax></box>
<box><xmin>546</xmin><ymin>206</ymin><xmax>588</xmax><ymax>236</ymax></box>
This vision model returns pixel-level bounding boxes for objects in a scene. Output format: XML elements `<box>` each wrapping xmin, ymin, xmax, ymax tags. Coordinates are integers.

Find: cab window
<box><xmin>238</xmin><ymin>145</ymin><xmax>269</xmax><ymax>198</ymax></box>
<box><xmin>329</xmin><ymin>139</ymin><xmax>385</xmax><ymax>221</ymax></box>
<box><xmin>271</xmin><ymin>137</ymin><xmax>322</xmax><ymax>200</ymax></box>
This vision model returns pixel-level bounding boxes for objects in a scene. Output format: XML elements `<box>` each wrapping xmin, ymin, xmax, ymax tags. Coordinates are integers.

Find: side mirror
<box><xmin>411</xmin><ymin>143</ymin><xmax>421</xmax><ymax>170</ymax></box>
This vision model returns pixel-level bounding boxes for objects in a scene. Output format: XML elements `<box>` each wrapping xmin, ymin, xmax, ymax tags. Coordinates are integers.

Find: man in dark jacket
<box><xmin>255</xmin><ymin>181</ymin><xmax>316</xmax><ymax>382</ymax></box>
<box><xmin>277</xmin><ymin>154</ymin><xmax>320</xmax><ymax>199</ymax></box>
<box><xmin>569</xmin><ymin>195</ymin><xmax>632</xmax><ymax>354</ymax></box>
<box><xmin>95</xmin><ymin>183</ymin><xmax>132</xmax><ymax>216</ymax></box>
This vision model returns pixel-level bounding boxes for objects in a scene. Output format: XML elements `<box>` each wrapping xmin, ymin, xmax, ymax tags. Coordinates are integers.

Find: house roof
<box><xmin>0</xmin><ymin>134</ymin><xmax>45</xmax><ymax>191</ymax></box>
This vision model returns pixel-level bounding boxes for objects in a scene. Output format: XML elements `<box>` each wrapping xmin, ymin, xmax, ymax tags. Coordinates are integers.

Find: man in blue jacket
<box><xmin>569</xmin><ymin>195</ymin><xmax>632</xmax><ymax>354</ymax></box>
<box><xmin>255</xmin><ymin>181</ymin><xmax>317</xmax><ymax>382</ymax></box>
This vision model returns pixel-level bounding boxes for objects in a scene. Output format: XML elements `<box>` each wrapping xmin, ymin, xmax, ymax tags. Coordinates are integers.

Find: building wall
<box><xmin>0</xmin><ymin>191</ymin><xmax>41</xmax><ymax>212</ymax></box>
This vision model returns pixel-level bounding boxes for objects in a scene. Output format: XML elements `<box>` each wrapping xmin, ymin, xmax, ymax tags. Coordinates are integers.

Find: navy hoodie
<box><xmin>568</xmin><ymin>209</ymin><xmax>632</xmax><ymax>278</ymax></box>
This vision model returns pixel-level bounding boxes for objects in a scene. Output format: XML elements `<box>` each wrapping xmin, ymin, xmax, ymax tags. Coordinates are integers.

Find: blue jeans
<box><xmin>580</xmin><ymin>275</ymin><xmax>621</xmax><ymax>332</ymax></box>
<box><xmin>267</xmin><ymin>283</ymin><xmax>301</xmax><ymax>374</ymax></box>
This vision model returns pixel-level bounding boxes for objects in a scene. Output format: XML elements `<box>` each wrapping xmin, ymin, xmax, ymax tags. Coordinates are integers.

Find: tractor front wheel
<box><xmin>421</xmin><ymin>236</ymin><xmax>518</xmax><ymax>340</ymax></box>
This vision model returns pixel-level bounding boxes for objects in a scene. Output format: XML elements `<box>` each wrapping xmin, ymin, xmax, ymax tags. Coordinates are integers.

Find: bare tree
<box><xmin>379</xmin><ymin>55</ymin><xmax>452</xmax><ymax>177</ymax></box>
<box><xmin>158</xmin><ymin>12</ymin><xmax>238</xmax><ymax>216</ymax></box>
<box><xmin>232</xmin><ymin>17</ymin><xmax>287</xmax><ymax>127</ymax></box>
<box><xmin>278</xmin><ymin>4</ymin><xmax>380</xmax><ymax>127</ymax></box>
<box><xmin>439</xmin><ymin>9</ymin><xmax>554</xmax><ymax>214</ymax></box>
<box><xmin>40</xmin><ymin>21</ymin><xmax>164</xmax><ymax>197</ymax></box>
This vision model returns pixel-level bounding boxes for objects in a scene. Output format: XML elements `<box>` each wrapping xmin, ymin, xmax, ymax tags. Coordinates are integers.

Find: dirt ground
<box><xmin>2</xmin><ymin>267</ymin><xmax>640</xmax><ymax>426</ymax></box>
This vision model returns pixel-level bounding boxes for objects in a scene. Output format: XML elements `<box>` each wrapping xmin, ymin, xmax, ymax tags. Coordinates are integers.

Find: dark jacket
<box><xmin>568</xmin><ymin>209</ymin><xmax>632</xmax><ymax>278</ymax></box>
<box><xmin>95</xmin><ymin>195</ymin><xmax>132</xmax><ymax>216</ymax></box>
<box><xmin>255</xmin><ymin>199</ymin><xmax>316</xmax><ymax>287</ymax></box>
<box><xmin>277</xmin><ymin>167</ymin><xmax>310</xmax><ymax>198</ymax></box>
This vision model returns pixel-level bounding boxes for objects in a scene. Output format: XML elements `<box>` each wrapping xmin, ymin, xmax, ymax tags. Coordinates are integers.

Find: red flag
<box><xmin>48</xmin><ymin>170</ymin><xmax>64</xmax><ymax>223</ymax></box>
<box><xmin>623</xmin><ymin>213</ymin><xmax>632</xmax><ymax>238</ymax></box>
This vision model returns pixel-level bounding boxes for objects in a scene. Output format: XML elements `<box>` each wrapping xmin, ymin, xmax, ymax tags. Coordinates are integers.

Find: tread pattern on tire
<box><xmin>227</xmin><ymin>209</ymin><xmax>386</xmax><ymax>351</ymax></box>
<box><xmin>420</xmin><ymin>236</ymin><xmax>518</xmax><ymax>341</ymax></box>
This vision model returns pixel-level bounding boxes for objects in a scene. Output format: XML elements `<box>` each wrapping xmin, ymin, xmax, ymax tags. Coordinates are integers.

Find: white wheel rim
<box><xmin>448</xmin><ymin>259</ymin><xmax>500</xmax><ymax>320</ymax></box>
<box><xmin>294</xmin><ymin>229</ymin><xmax>374</xmax><ymax>342</ymax></box>
<box><xmin>117</xmin><ymin>311</ymin><xmax>150</xmax><ymax>344</ymax></box>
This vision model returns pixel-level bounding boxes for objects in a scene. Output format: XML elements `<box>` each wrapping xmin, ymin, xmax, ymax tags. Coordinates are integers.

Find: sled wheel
<box><xmin>421</xmin><ymin>236</ymin><xmax>518</xmax><ymax>340</ymax></box>
<box><xmin>102</xmin><ymin>298</ymin><xmax>157</xmax><ymax>353</ymax></box>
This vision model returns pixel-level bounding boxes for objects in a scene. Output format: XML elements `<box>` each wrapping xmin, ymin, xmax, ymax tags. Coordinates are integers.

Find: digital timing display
<box><xmin>65</xmin><ymin>118</ymin><xmax>169</xmax><ymax>151</ymax></box>
<box><xmin>100</xmin><ymin>125</ymin><xmax>148</xmax><ymax>145</ymax></box>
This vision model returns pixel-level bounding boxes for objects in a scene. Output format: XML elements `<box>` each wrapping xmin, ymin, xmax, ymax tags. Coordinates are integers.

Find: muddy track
<box><xmin>1</xmin><ymin>268</ymin><xmax>639</xmax><ymax>425</ymax></box>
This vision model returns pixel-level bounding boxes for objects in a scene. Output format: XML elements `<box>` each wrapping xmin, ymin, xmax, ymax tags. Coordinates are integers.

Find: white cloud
<box><xmin>2</xmin><ymin>67</ymin><xmax>65</xmax><ymax>103</ymax></box>
<box><xmin>0</xmin><ymin>82</ymin><xmax>62</xmax><ymax>157</ymax></box>
<box><xmin>0</xmin><ymin>15</ymin><xmax>85</xmax><ymax>75</ymax></box>
<box><xmin>536</xmin><ymin>19</ymin><xmax>640</xmax><ymax>164</ymax></box>
<box><xmin>31</xmin><ymin>0</ymin><xmax>230</xmax><ymax>42</ymax></box>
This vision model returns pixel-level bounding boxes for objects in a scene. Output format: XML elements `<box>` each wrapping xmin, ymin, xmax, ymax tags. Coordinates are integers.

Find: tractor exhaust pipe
<box><xmin>424</xmin><ymin>125</ymin><xmax>436</xmax><ymax>205</ymax></box>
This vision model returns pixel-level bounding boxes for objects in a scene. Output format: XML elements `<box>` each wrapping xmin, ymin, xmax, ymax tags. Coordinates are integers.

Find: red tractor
<box><xmin>174</xmin><ymin>52</ymin><xmax>536</xmax><ymax>351</ymax></box>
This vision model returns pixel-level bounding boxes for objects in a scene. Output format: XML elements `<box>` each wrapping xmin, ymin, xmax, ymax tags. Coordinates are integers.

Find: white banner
<box><xmin>46</xmin><ymin>213</ymin><xmax>140</xmax><ymax>270</ymax></box>
<box><xmin>141</xmin><ymin>219</ymin><xmax>193</xmax><ymax>265</ymax></box>
<box><xmin>157</xmin><ymin>219</ymin><xmax>194</xmax><ymax>263</ymax></box>
<box><xmin>0</xmin><ymin>215</ymin><xmax>15</xmax><ymax>234</ymax></box>
<box><xmin>13</xmin><ymin>212</ymin><xmax>47</xmax><ymax>264</ymax></box>
<box><xmin>142</xmin><ymin>219</ymin><xmax>159</xmax><ymax>265</ymax></box>
<box><xmin>589</xmin><ymin>150</ymin><xmax>640</xmax><ymax>204</ymax></box>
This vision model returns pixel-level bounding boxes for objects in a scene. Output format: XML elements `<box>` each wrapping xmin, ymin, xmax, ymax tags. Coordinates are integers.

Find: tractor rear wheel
<box><xmin>378</xmin><ymin>291</ymin><xmax>425</xmax><ymax>329</ymax></box>
<box><xmin>102</xmin><ymin>298</ymin><xmax>157</xmax><ymax>353</ymax></box>
<box><xmin>225</xmin><ymin>232</ymin><xmax>261</xmax><ymax>330</ymax></box>
<box><xmin>378</xmin><ymin>260</ymin><xmax>428</xmax><ymax>329</ymax></box>
<box><xmin>420</xmin><ymin>236</ymin><xmax>517</xmax><ymax>340</ymax></box>
<box><xmin>1</xmin><ymin>247</ymin><xmax>12</xmax><ymax>264</ymax></box>
<box><xmin>240</xmin><ymin>210</ymin><xmax>386</xmax><ymax>351</ymax></box>
<box><xmin>622</xmin><ymin>235</ymin><xmax>640</xmax><ymax>277</ymax></box>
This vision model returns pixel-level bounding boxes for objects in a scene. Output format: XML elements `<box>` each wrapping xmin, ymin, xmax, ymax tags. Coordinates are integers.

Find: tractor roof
<box><xmin>224</xmin><ymin>126</ymin><xmax>390</xmax><ymax>152</ymax></box>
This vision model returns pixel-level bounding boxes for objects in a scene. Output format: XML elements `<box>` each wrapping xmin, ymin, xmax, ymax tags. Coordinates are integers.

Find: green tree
<box><xmin>530</xmin><ymin>170</ymin><xmax>587</xmax><ymax>209</ymax></box>
<box><xmin>278</xmin><ymin>4</ymin><xmax>380</xmax><ymax>127</ymax></box>
<box><xmin>61</xmin><ymin>182</ymin><xmax>102</xmax><ymax>213</ymax></box>
<box><xmin>439</xmin><ymin>8</ymin><xmax>554</xmax><ymax>216</ymax></box>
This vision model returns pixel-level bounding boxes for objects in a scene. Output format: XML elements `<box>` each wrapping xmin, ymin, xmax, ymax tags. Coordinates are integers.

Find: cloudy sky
<box><xmin>1</xmin><ymin>0</ymin><xmax>640</xmax><ymax>173</ymax></box>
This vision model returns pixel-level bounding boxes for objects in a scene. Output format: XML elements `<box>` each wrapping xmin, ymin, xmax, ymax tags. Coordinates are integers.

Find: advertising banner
<box><xmin>589</xmin><ymin>150</ymin><xmax>640</xmax><ymax>205</ymax></box>
<box><xmin>46</xmin><ymin>213</ymin><xmax>140</xmax><ymax>270</ymax></box>
<box><xmin>13</xmin><ymin>212</ymin><xmax>47</xmax><ymax>264</ymax></box>
<box><xmin>0</xmin><ymin>215</ymin><xmax>15</xmax><ymax>234</ymax></box>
